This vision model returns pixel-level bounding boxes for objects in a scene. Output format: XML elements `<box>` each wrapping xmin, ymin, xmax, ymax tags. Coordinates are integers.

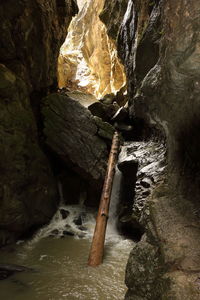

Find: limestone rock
<box><xmin>42</xmin><ymin>93</ymin><xmax>108</xmax><ymax>186</ymax></box>
<box><xmin>93</xmin><ymin>116</ymin><xmax>115</xmax><ymax>140</ymax></box>
<box><xmin>88</xmin><ymin>101</ymin><xmax>119</xmax><ymax>122</ymax></box>
<box><xmin>100</xmin><ymin>0</ymin><xmax>129</xmax><ymax>41</ymax></box>
<box><xmin>0</xmin><ymin>0</ymin><xmax>78</xmax><ymax>91</ymax></box>
<box><xmin>118</xmin><ymin>0</ymin><xmax>162</xmax><ymax>97</ymax></box>
<box><xmin>125</xmin><ymin>236</ymin><xmax>168</xmax><ymax>300</ymax></box>
<box><xmin>0</xmin><ymin>0</ymin><xmax>77</xmax><ymax>246</ymax></box>
<box><xmin>119</xmin><ymin>1</ymin><xmax>200</xmax><ymax>298</ymax></box>
<box><xmin>58</xmin><ymin>0</ymin><xmax>126</xmax><ymax>98</ymax></box>
<box><xmin>99</xmin><ymin>93</ymin><xmax>115</xmax><ymax>105</ymax></box>
<box><xmin>0</xmin><ymin>64</ymin><xmax>58</xmax><ymax>246</ymax></box>
<box><xmin>125</xmin><ymin>185</ymin><xmax>200</xmax><ymax>300</ymax></box>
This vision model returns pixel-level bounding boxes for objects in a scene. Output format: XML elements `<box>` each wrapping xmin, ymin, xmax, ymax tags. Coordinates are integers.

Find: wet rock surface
<box><xmin>41</xmin><ymin>205</ymin><xmax>91</xmax><ymax>240</ymax></box>
<box><xmin>100</xmin><ymin>0</ymin><xmax>128</xmax><ymax>41</ymax></box>
<box><xmin>0</xmin><ymin>264</ymin><xmax>33</xmax><ymax>280</ymax></box>
<box><xmin>118</xmin><ymin>139</ymin><xmax>166</xmax><ymax>240</ymax></box>
<box><xmin>118</xmin><ymin>0</ymin><xmax>162</xmax><ymax>97</ymax></box>
<box><xmin>93</xmin><ymin>116</ymin><xmax>115</xmax><ymax>141</ymax></box>
<box><xmin>88</xmin><ymin>102</ymin><xmax>119</xmax><ymax>122</ymax></box>
<box><xmin>116</xmin><ymin>0</ymin><xmax>200</xmax><ymax>299</ymax></box>
<box><xmin>59</xmin><ymin>209</ymin><xmax>70</xmax><ymax>220</ymax></box>
<box><xmin>0</xmin><ymin>64</ymin><xmax>58</xmax><ymax>246</ymax></box>
<box><xmin>0</xmin><ymin>0</ymin><xmax>77</xmax><ymax>91</ymax></box>
<box><xmin>125</xmin><ymin>185</ymin><xmax>200</xmax><ymax>300</ymax></box>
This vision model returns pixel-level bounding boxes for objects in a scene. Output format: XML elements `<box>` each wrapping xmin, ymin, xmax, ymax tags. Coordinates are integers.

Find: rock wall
<box><xmin>100</xmin><ymin>0</ymin><xmax>129</xmax><ymax>41</ymax></box>
<box><xmin>0</xmin><ymin>0</ymin><xmax>77</xmax><ymax>92</ymax></box>
<box><xmin>103</xmin><ymin>0</ymin><xmax>200</xmax><ymax>299</ymax></box>
<box><xmin>58</xmin><ymin>0</ymin><xmax>126</xmax><ymax>98</ymax></box>
<box><xmin>0</xmin><ymin>0</ymin><xmax>78</xmax><ymax>246</ymax></box>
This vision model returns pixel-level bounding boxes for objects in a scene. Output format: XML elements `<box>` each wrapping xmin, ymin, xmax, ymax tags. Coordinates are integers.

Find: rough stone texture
<box><xmin>0</xmin><ymin>64</ymin><xmax>57</xmax><ymax>245</ymax></box>
<box><xmin>125</xmin><ymin>185</ymin><xmax>200</xmax><ymax>300</ymax></box>
<box><xmin>0</xmin><ymin>0</ymin><xmax>77</xmax><ymax>246</ymax></box>
<box><xmin>118</xmin><ymin>140</ymin><xmax>166</xmax><ymax>231</ymax></box>
<box><xmin>147</xmin><ymin>185</ymin><xmax>200</xmax><ymax>299</ymax></box>
<box><xmin>118</xmin><ymin>0</ymin><xmax>162</xmax><ymax>97</ymax></box>
<box><xmin>58</xmin><ymin>0</ymin><xmax>126</xmax><ymax>98</ymax></box>
<box><xmin>0</xmin><ymin>0</ymin><xmax>78</xmax><ymax>92</ymax></box>
<box><xmin>125</xmin><ymin>235</ymin><xmax>168</xmax><ymax>300</ymax></box>
<box><xmin>117</xmin><ymin>0</ymin><xmax>200</xmax><ymax>299</ymax></box>
<box><xmin>93</xmin><ymin>116</ymin><xmax>115</xmax><ymax>141</ymax></box>
<box><xmin>100</xmin><ymin>0</ymin><xmax>128</xmax><ymax>41</ymax></box>
<box><xmin>42</xmin><ymin>93</ymin><xmax>108</xmax><ymax>187</ymax></box>
<box><xmin>88</xmin><ymin>101</ymin><xmax>119</xmax><ymax>122</ymax></box>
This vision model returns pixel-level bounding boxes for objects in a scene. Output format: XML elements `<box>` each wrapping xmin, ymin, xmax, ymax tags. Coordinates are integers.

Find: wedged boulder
<box><xmin>0</xmin><ymin>65</ymin><xmax>58</xmax><ymax>246</ymax></box>
<box><xmin>93</xmin><ymin>116</ymin><xmax>115</xmax><ymax>141</ymax></box>
<box><xmin>88</xmin><ymin>101</ymin><xmax>119</xmax><ymax>122</ymax></box>
<box><xmin>42</xmin><ymin>93</ymin><xmax>108</xmax><ymax>187</ymax></box>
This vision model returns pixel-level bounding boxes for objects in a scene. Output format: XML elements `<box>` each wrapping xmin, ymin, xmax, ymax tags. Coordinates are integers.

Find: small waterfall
<box><xmin>24</xmin><ymin>165</ymin><xmax>126</xmax><ymax>250</ymax></box>
<box><xmin>25</xmin><ymin>205</ymin><xmax>96</xmax><ymax>248</ymax></box>
<box><xmin>1</xmin><ymin>153</ymin><xmax>134</xmax><ymax>300</ymax></box>
<box><xmin>106</xmin><ymin>166</ymin><xmax>123</xmax><ymax>241</ymax></box>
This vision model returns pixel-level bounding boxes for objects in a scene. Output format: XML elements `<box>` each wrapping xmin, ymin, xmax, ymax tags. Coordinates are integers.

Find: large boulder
<box><xmin>42</xmin><ymin>93</ymin><xmax>108</xmax><ymax>187</ymax></box>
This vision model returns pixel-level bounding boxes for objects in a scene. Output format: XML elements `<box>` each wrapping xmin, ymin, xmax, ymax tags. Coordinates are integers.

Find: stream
<box><xmin>0</xmin><ymin>169</ymin><xmax>134</xmax><ymax>300</ymax></box>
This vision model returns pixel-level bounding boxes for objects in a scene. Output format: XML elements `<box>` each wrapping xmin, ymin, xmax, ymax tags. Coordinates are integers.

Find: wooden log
<box><xmin>88</xmin><ymin>131</ymin><xmax>120</xmax><ymax>267</ymax></box>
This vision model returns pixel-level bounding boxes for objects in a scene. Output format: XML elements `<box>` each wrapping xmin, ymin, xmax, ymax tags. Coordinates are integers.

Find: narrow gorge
<box><xmin>0</xmin><ymin>0</ymin><xmax>200</xmax><ymax>299</ymax></box>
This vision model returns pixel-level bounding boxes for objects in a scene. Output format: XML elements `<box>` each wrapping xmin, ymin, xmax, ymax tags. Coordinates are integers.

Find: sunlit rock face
<box><xmin>58</xmin><ymin>0</ymin><xmax>126</xmax><ymax>98</ymax></box>
<box><xmin>100</xmin><ymin>0</ymin><xmax>129</xmax><ymax>41</ymax></box>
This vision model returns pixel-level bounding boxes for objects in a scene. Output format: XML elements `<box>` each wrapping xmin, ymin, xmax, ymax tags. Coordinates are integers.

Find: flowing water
<box><xmin>0</xmin><ymin>169</ymin><xmax>134</xmax><ymax>300</ymax></box>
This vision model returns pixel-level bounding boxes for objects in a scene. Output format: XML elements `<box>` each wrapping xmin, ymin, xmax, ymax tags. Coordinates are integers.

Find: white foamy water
<box><xmin>0</xmin><ymin>168</ymin><xmax>134</xmax><ymax>299</ymax></box>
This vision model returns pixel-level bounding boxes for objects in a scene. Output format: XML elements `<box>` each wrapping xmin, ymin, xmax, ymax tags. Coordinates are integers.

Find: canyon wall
<box><xmin>58</xmin><ymin>0</ymin><xmax>126</xmax><ymax>98</ymax></box>
<box><xmin>0</xmin><ymin>0</ymin><xmax>78</xmax><ymax>245</ymax></box>
<box><xmin>102</xmin><ymin>0</ymin><xmax>200</xmax><ymax>299</ymax></box>
<box><xmin>0</xmin><ymin>0</ymin><xmax>199</xmax><ymax>298</ymax></box>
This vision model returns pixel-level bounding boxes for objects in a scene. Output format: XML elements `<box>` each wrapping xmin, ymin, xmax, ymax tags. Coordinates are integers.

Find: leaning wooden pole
<box><xmin>88</xmin><ymin>131</ymin><xmax>120</xmax><ymax>267</ymax></box>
